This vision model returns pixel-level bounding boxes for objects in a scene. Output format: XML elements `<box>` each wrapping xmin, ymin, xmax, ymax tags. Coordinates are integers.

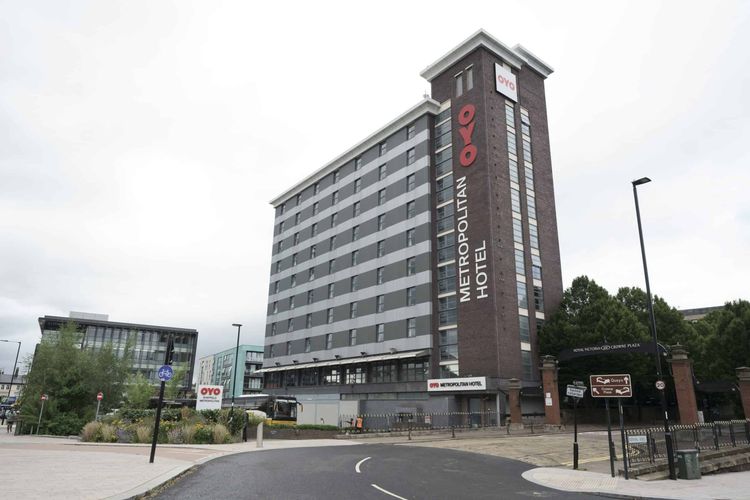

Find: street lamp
<box><xmin>631</xmin><ymin>177</ymin><xmax>676</xmax><ymax>480</ymax></box>
<box><xmin>0</xmin><ymin>340</ymin><xmax>21</xmax><ymax>402</ymax></box>
<box><xmin>231</xmin><ymin>324</ymin><xmax>242</xmax><ymax>409</ymax></box>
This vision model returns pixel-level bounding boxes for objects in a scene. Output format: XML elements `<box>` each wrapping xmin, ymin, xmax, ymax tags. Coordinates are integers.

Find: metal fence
<box><xmin>339</xmin><ymin>411</ymin><xmax>503</xmax><ymax>433</ymax></box>
<box><xmin>625</xmin><ymin>420</ymin><xmax>750</xmax><ymax>466</ymax></box>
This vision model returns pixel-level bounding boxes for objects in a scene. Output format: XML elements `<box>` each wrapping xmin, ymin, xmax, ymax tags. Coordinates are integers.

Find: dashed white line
<box><xmin>355</xmin><ymin>456</ymin><xmax>371</xmax><ymax>473</ymax></box>
<box><xmin>371</xmin><ymin>483</ymin><xmax>408</xmax><ymax>500</ymax></box>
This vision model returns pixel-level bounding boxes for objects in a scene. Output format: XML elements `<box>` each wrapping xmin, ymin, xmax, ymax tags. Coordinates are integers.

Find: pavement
<box><xmin>0</xmin><ymin>426</ymin><xmax>749</xmax><ymax>499</ymax></box>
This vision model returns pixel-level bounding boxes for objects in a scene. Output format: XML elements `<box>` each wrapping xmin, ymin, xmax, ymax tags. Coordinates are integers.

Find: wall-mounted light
<box><xmin>360</xmin><ymin>351</ymin><xmax>367</xmax><ymax>356</ymax></box>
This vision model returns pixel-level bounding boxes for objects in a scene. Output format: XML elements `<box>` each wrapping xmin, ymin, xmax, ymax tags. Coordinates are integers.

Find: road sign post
<box><xmin>618</xmin><ymin>398</ymin><xmax>629</xmax><ymax>479</ymax></box>
<box><xmin>95</xmin><ymin>392</ymin><xmax>103</xmax><ymax>421</ymax></box>
<box><xmin>566</xmin><ymin>383</ymin><xmax>587</xmax><ymax>470</ymax></box>
<box><xmin>150</xmin><ymin>336</ymin><xmax>175</xmax><ymax>464</ymax></box>
<box><xmin>590</xmin><ymin>375</ymin><xmax>633</xmax><ymax>477</ymax></box>
<box><xmin>37</xmin><ymin>394</ymin><xmax>48</xmax><ymax>435</ymax></box>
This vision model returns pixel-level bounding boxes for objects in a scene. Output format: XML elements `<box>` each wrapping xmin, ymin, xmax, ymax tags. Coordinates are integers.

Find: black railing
<box><xmin>625</xmin><ymin>419</ymin><xmax>750</xmax><ymax>466</ymax></box>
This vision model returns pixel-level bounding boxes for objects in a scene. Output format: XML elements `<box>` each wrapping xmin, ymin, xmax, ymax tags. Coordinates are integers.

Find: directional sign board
<box><xmin>157</xmin><ymin>365</ymin><xmax>174</xmax><ymax>382</ymax></box>
<box><xmin>589</xmin><ymin>374</ymin><xmax>632</xmax><ymax>398</ymax></box>
<box><xmin>566</xmin><ymin>385</ymin><xmax>587</xmax><ymax>399</ymax></box>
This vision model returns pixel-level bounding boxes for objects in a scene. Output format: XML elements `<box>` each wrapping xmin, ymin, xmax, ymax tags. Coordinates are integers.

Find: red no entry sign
<box><xmin>40</xmin><ymin>394</ymin><xmax>48</xmax><ymax>401</ymax></box>
<box><xmin>97</xmin><ymin>392</ymin><xmax>103</xmax><ymax>401</ymax></box>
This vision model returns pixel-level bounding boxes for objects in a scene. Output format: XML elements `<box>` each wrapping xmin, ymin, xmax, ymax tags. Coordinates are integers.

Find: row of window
<box><xmin>277</xmin><ymin>121</ymin><xmax>418</xmax><ymax>220</ymax></box>
<box><xmin>264</xmin><ymin>358</ymin><xmax>429</xmax><ymax>388</ymax></box>
<box><xmin>269</xmin><ymin>318</ymin><xmax>418</xmax><ymax>356</ymax></box>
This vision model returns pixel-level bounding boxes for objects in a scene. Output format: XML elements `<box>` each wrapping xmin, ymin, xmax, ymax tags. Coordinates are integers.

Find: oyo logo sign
<box><xmin>429</xmin><ymin>382</ymin><xmax>440</xmax><ymax>388</ymax></box>
<box><xmin>494</xmin><ymin>63</ymin><xmax>518</xmax><ymax>102</ymax></box>
<box><xmin>200</xmin><ymin>387</ymin><xmax>221</xmax><ymax>396</ymax></box>
<box><xmin>497</xmin><ymin>74</ymin><xmax>515</xmax><ymax>92</ymax></box>
<box><xmin>457</xmin><ymin>104</ymin><xmax>477</xmax><ymax>168</ymax></box>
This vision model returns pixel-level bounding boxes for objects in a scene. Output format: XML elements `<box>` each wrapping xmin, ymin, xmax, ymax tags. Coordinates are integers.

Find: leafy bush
<box><xmin>193</xmin><ymin>423</ymin><xmax>213</xmax><ymax>444</ymax></box>
<box><xmin>99</xmin><ymin>423</ymin><xmax>118</xmax><ymax>442</ymax></box>
<box><xmin>183</xmin><ymin>423</ymin><xmax>196</xmax><ymax>444</ymax></box>
<box><xmin>135</xmin><ymin>425</ymin><xmax>152</xmax><ymax>443</ymax></box>
<box><xmin>167</xmin><ymin>426</ymin><xmax>184</xmax><ymax>444</ymax></box>
<box><xmin>295</xmin><ymin>424</ymin><xmax>339</xmax><ymax>431</ymax></box>
<box><xmin>118</xmin><ymin>408</ymin><xmax>182</xmax><ymax>423</ymax></box>
<box><xmin>46</xmin><ymin>413</ymin><xmax>87</xmax><ymax>436</ymax></box>
<box><xmin>81</xmin><ymin>421</ymin><xmax>102</xmax><ymax>442</ymax></box>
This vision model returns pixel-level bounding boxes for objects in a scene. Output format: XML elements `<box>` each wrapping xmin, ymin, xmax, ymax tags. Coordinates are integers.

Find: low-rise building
<box><xmin>197</xmin><ymin>345</ymin><xmax>264</xmax><ymax>399</ymax></box>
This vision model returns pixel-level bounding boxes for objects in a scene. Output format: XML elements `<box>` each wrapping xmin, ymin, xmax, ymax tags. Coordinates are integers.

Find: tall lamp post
<box><xmin>632</xmin><ymin>177</ymin><xmax>676</xmax><ymax>480</ymax></box>
<box><xmin>231</xmin><ymin>324</ymin><xmax>242</xmax><ymax>410</ymax></box>
<box><xmin>0</xmin><ymin>340</ymin><xmax>22</xmax><ymax>403</ymax></box>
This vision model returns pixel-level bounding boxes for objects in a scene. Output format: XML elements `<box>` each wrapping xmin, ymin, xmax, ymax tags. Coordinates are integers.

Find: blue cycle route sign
<box><xmin>157</xmin><ymin>365</ymin><xmax>174</xmax><ymax>382</ymax></box>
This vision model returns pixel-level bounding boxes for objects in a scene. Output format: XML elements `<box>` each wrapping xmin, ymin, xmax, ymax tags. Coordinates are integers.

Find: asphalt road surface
<box><xmin>152</xmin><ymin>444</ymin><xmax>598</xmax><ymax>500</ymax></box>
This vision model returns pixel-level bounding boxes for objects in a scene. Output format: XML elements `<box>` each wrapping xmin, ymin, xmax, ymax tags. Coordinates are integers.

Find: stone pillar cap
<box><xmin>507</xmin><ymin>378</ymin><xmax>522</xmax><ymax>390</ymax></box>
<box><xmin>737</xmin><ymin>367</ymin><xmax>750</xmax><ymax>380</ymax></box>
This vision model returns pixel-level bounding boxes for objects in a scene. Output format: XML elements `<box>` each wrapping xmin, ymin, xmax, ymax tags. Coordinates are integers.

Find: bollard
<box><xmin>256</xmin><ymin>421</ymin><xmax>264</xmax><ymax>449</ymax></box>
<box><xmin>451</xmin><ymin>425</ymin><xmax>455</xmax><ymax>439</ymax></box>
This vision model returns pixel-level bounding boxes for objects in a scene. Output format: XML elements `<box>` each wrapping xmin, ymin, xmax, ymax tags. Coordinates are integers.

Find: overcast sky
<box><xmin>1</xmin><ymin>1</ymin><xmax>748</xmax><ymax>374</ymax></box>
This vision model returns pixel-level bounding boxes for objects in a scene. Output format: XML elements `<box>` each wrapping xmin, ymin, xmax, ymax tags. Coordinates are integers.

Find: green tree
<box><xmin>700</xmin><ymin>300</ymin><xmax>750</xmax><ymax>381</ymax></box>
<box><xmin>164</xmin><ymin>363</ymin><xmax>188</xmax><ymax>401</ymax></box>
<box><xmin>124</xmin><ymin>373</ymin><xmax>155</xmax><ymax>409</ymax></box>
<box><xmin>19</xmin><ymin>322</ymin><xmax>132</xmax><ymax>435</ymax></box>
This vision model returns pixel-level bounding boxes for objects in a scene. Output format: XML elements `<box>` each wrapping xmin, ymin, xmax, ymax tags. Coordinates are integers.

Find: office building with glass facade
<box><xmin>258</xmin><ymin>30</ymin><xmax>563</xmax><ymax>418</ymax></box>
<box><xmin>197</xmin><ymin>345</ymin><xmax>264</xmax><ymax>399</ymax></box>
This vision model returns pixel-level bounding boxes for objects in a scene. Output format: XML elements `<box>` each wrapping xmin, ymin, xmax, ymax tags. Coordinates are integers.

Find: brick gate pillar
<box><xmin>668</xmin><ymin>344</ymin><xmax>699</xmax><ymax>424</ymax></box>
<box><xmin>540</xmin><ymin>355</ymin><xmax>561</xmax><ymax>426</ymax></box>
<box><xmin>737</xmin><ymin>367</ymin><xmax>750</xmax><ymax>419</ymax></box>
<box><xmin>508</xmin><ymin>378</ymin><xmax>523</xmax><ymax>428</ymax></box>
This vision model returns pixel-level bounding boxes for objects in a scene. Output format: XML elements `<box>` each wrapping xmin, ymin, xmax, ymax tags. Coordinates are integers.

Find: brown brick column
<box><xmin>737</xmin><ymin>367</ymin><xmax>750</xmax><ymax>419</ymax></box>
<box><xmin>507</xmin><ymin>378</ymin><xmax>523</xmax><ymax>428</ymax></box>
<box><xmin>540</xmin><ymin>355</ymin><xmax>561</xmax><ymax>426</ymax></box>
<box><xmin>668</xmin><ymin>345</ymin><xmax>698</xmax><ymax>424</ymax></box>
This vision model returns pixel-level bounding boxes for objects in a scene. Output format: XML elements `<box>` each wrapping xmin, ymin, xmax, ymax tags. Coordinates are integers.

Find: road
<box><xmin>151</xmin><ymin>444</ymin><xmax>599</xmax><ymax>499</ymax></box>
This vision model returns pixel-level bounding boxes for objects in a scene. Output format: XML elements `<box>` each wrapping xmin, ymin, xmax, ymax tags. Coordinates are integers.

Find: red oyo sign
<box><xmin>457</xmin><ymin>104</ymin><xmax>477</xmax><ymax>167</ymax></box>
<box><xmin>200</xmin><ymin>387</ymin><xmax>222</xmax><ymax>396</ymax></box>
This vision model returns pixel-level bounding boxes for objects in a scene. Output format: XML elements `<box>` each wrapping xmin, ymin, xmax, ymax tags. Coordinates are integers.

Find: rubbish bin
<box><xmin>676</xmin><ymin>449</ymin><xmax>701</xmax><ymax>479</ymax></box>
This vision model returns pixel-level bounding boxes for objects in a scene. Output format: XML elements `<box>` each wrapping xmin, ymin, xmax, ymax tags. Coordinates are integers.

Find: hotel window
<box><xmin>407</xmin><ymin>123</ymin><xmax>416</xmax><ymax>140</ymax></box>
<box><xmin>507</xmin><ymin>131</ymin><xmax>517</xmax><ymax>151</ymax></box>
<box><xmin>307</xmin><ymin>290</ymin><xmax>314</xmax><ymax>305</ymax></box>
<box><xmin>352</xmin><ymin>225</ymin><xmax>360</xmax><ymax>241</ymax></box>
<box><xmin>350</xmin><ymin>275</ymin><xmax>358</xmax><ymax>292</ymax></box>
<box><xmin>376</xmin><ymin>324</ymin><xmax>385</xmax><ymax>342</ymax></box>
<box><xmin>287</xmin><ymin>318</ymin><xmax>294</xmax><ymax>332</ymax></box>
<box><xmin>519</xmin><ymin>315</ymin><xmax>530</xmax><ymax>342</ymax></box>
<box><xmin>346</xmin><ymin>366</ymin><xmax>367</xmax><ymax>384</ymax></box>
<box><xmin>372</xmin><ymin>361</ymin><xmax>397</xmax><ymax>383</ymax></box>
<box><xmin>325</xmin><ymin>333</ymin><xmax>333</xmax><ymax>349</ymax></box>
<box><xmin>350</xmin><ymin>302</ymin><xmax>358</xmax><ymax>319</ymax></box>
<box><xmin>526</xmin><ymin>194</ymin><xmax>537</xmax><ymax>220</ymax></box>
<box><xmin>407</xmin><ymin>318</ymin><xmax>416</xmax><ymax>338</ymax></box>
<box><xmin>310</xmin><ymin>245</ymin><xmax>317</xmax><ymax>258</ymax></box>
<box><xmin>329</xmin><ymin>235</ymin><xmax>336</xmax><ymax>250</ymax></box>
<box><xmin>379</xmin><ymin>164</ymin><xmax>387</xmax><ymax>180</ymax></box>
<box><xmin>509</xmin><ymin>158</ymin><xmax>519</xmax><ymax>184</ymax></box>
<box><xmin>271</xmin><ymin>322</ymin><xmax>276</xmax><ymax>335</ymax></box>
<box><xmin>295</xmin><ymin>213</ymin><xmax>300</xmax><ymax>225</ymax></box>
<box><xmin>279</xmin><ymin>220</ymin><xmax>285</xmax><ymax>233</ymax></box>
<box><xmin>326</xmin><ymin>308</ymin><xmax>334</xmax><ymax>324</ymax></box>
<box><xmin>328</xmin><ymin>283</ymin><xmax>335</xmax><ymax>299</ymax></box>
<box><xmin>406</xmin><ymin>201</ymin><xmax>416</xmax><ymax>218</ymax></box>
<box><xmin>378</xmin><ymin>189</ymin><xmax>386</xmax><ymax>205</ymax></box>
<box><xmin>376</xmin><ymin>267</ymin><xmax>384</xmax><ymax>285</ymax></box>
<box><xmin>406</xmin><ymin>228</ymin><xmax>415</xmax><ymax>246</ymax></box>
<box><xmin>406</xmin><ymin>257</ymin><xmax>416</xmax><ymax>276</ymax></box>
<box><xmin>289</xmin><ymin>296</ymin><xmax>295</xmax><ymax>309</ymax></box>
<box><xmin>313</xmin><ymin>182</ymin><xmax>320</xmax><ymax>195</ymax></box>
<box><xmin>295</xmin><ymin>194</ymin><xmax>301</xmax><ymax>206</ymax></box>
<box><xmin>376</xmin><ymin>295</ymin><xmax>385</xmax><ymax>313</ymax></box>
<box><xmin>465</xmin><ymin>66</ymin><xmax>474</xmax><ymax>91</ymax></box>
<box><xmin>273</xmin><ymin>281</ymin><xmax>279</xmax><ymax>294</ymax></box>
<box><xmin>269</xmin><ymin>344</ymin><xmax>275</xmax><ymax>357</ymax></box>
<box><xmin>353</xmin><ymin>201</ymin><xmax>361</xmax><ymax>217</ymax></box>
<box><xmin>534</xmin><ymin>286</ymin><xmax>544</xmax><ymax>311</ymax></box>
<box><xmin>377</xmin><ymin>240</ymin><xmax>385</xmax><ymax>257</ymax></box>
<box><xmin>514</xmin><ymin>249</ymin><xmax>525</xmax><ymax>275</ymax></box>
<box><xmin>354</xmin><ymin>157</ymin><xmax>362</xmax><ymax>170</ymax></box>
<box><xmin>308</xmin><ymin>267</ymin><xmax>315</xmax><ymax>281</ymax></box>
<box><xmin>312</xmin><ymin>202</ymin><xmax>319</xmax><ymax>215</ymax></box>
<box><xmin>328</xmin><ymin>259</ymin><xmax>336</xmax><ymax>274</ymax></box>
<box><xmin>272</xmin><ymin>301</ymin><xmax>278</xmax><ymax>313</ymax></box>
<box><xmin>280</xmin><ymin>203</ymin><xmax>286</xmax><ymax>215</ymax></box>
<box><xmin>406</xmin><ymin>148</ymin><xmax>415</xmax><ymax>165</ymax></box>
<box><xmin>286</xmin><ymin>341</ymin><xmax>292</xmax><ymax>355</ymax></box>
<box><xmin>522</xmin><ymin>351</ymin><xmax>533</xmax><ymax>380</ymax></box>
<box><xmin>378</xmin><ymin>214</ymin><xmax>386</xmax><ymax>231</ymax></box>
<box><xmin>532</xmin><ymin>254</ymin><xmax>543</xmax><ymax>280</ymax></box>
<box><xmin>529</xmin><ymin>223</ymin><xmax>539</xmax><ymax>249</ymax></box>
<box><xmin>331</xmin><ymin>213</ymin><xmax>338</xmax><ymax>227</ymax></box>
<box><xmin>379</xmin><ymin>141</ymin><xmax>387</xmax><ymax>156</ymax></box>
<box><xmin>401</xmin><ymin>360</ymin><xmax>427</xmax><ymax>382</ymax></box>
<box><xmin>333</xmin><ymin>169</ymin><xmax>340</xmax><ymax>183</ymax></box>
<box><xmin>290</xmin><ymin>273</ymin><xmax>297</xmax><ymax>286</ymax></box>
<box><xmin>517</xmin><ymin>282</ymin><xmax>528</xmax><ymax>309</ymax></box>
<box><xmin>351</xmin><ymin>250</ymin><xmax>359</xmax><ymax>266</ymax></box>
<box><xmin>331</xmin><ymin>191</ymin><xmax>339</xmax><ymax>205</ymax></box>
<box><xmin>511</xmin><ymin>188</ymin><xmax>521</xmax><ymax>214</ymax></box>
<box><xmin>513</xmin><ymin>219</ymin><xmax>523</xmax><ymax>244</ymax></box>
<box><xmin>439</xmin><ymin>295</ymin><xmax>457</xmax><ymax>326</ymax></box>
<box><xmin>349</xmin><ymin>329</ymin><xmax>357</xmax><ymax>346</ymax></box>
<box><xmin>354</xmin><ymin>178</ymin><xmax>362</xmax><ymax>193</ymax></box>
<box><xmin>406</xmin><ymin>287</ymin><xmax>416</xmax><ymax>306</ymax></box>
<box><xmin>304</xmin><ymin>337</ymin><xmax>311</xmax><ymax>352</ymax></box>
<box><xmin>406</xmin><ymin>174</ymin><xmax>416</xmax><ymax>192</ymax></box>
<box><xmin>291</xmin><ymin>253</ymin><xmax>298</xmax><ymax>266</ymax></box>
<box><xmin>311</xmin><ymin>223</ymin><xmax>318</xmax><ymax>237</ymax></box>
<box><xmin>437</xmin><ymin>263</ymin><xmax>456</xmax><ymax>294</ymax></box>
<box><xmin>455</xmin><ymin>72</ymin><xmax>463</xmax><ymax>97</ymax></box>
<box><xmin>293</xmin><ymin>232</ymin><xmax>300</xmax><ymax>245</ymax></box>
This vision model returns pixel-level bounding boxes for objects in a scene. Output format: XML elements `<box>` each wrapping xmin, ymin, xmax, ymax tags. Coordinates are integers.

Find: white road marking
<box><xmin>371</xmin><ymin>483</ymin><xmax>408</xmax><ymax>500</ymax></box>
<box><xmin>355</xmin><ymin>456</ymin><xmax>371</xmax><ymax>473</ymax></box>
